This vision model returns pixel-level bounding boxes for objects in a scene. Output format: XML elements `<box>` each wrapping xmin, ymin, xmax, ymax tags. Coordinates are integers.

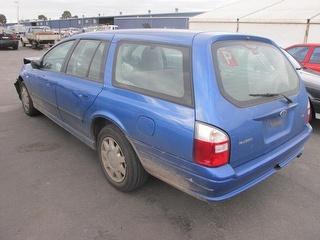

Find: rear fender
<box><xmin>89</xmin><ymin>111</ymin><xmax>128</xmax><ymax>140</ymax></box>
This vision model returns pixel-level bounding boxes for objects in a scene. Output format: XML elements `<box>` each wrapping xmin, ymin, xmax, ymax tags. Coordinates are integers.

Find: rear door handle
<box><xmin>72</xmin><ymin>91</ymin><xmax>89</xmax><ymax>99</ymax></box>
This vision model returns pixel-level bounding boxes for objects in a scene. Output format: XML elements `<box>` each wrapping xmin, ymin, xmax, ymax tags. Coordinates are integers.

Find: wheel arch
<box><xmin>308</xmin><ymin>97</ymin><xmax>316</xmax><ymax>119</ymax></box>
<box><xmin>14</xmin><ymin>76</ymin><xmax>24</xmax><ymax>99</ymax></box>
<box><xmin>90</xmin><ymin>113</ymin><xmax>129</xmax><ymax>144</ymax></box>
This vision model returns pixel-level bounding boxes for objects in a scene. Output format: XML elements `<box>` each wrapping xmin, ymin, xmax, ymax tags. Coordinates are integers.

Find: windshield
<box><xmin>212</xmin><ymin>40</ymin><xmax>300</xmax><ymax>107</ymax></box>
<box><xmin>31</xmin><ymin>27</ymin><xmax>50</xmax><ymax>33</ymax></box>
<box><xmin>0</xmin><ymin>29</ymin><xmax>14</xmax><ymax>34</ymax></box>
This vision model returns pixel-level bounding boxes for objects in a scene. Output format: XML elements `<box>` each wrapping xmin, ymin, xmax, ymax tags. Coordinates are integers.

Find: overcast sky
<box><xmin>0</xmin><ymin>0</ymin><xmax>224</xmax><ymax>23</ymax></box>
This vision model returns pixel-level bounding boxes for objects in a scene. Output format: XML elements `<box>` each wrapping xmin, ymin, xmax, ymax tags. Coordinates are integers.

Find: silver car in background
<box><xmin>284</xmin><ymin>50</ymin><xmax>320</xmax><ymax>121</ymax></box>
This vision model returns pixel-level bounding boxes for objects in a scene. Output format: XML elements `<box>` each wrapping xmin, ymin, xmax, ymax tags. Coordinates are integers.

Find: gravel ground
<box><xmin>0</xmin><ymin>46</ymin><xmax>320</xmax><ymax>240</ymax></box>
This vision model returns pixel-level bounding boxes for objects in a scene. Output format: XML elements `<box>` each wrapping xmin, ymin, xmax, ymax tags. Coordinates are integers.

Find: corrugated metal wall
<box><xmin>33</xmin><ymin>18</ymin><xmax>99</xmax><ymax>29</ymax></box>
<box><xmin>114</xmin><ymin>17</ymin><xmax>189</xmax><ymax>29</ymax></box>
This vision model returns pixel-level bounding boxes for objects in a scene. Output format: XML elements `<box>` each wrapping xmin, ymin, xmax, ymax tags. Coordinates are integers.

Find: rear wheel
<box><xmin>31</xmin><ymin>41</ymin><xmax>36</xmax><ymax>49</ymax></box>
<box><xmin>97</xmin><ymin>125</ymin><xmax>149</xmax><ymax>192</ymax></box>
<box><xmin>21</xmin><ymin>39</ymin><xmax>26</xmax><ymax>47</ymax></box>
<box><xmin>309</xmin><ymin>99</ymin><xmax>316</xmax><ymax>123</ymax></box>
<box><xmin>13</xmin><ymin>42</ymin><xmax>18</xmax><ymax>50</ymax></box>
<box><xmin>20</xmin><ymin>82</ymin><xmax>39</xmax><ymax>116</ymax></box>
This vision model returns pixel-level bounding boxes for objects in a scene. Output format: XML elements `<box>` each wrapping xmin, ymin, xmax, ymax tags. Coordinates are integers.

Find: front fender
<box><xmin>14</xmin><ymin>77</ymin><xmax>22</xmax><ymax>99</ymax></box>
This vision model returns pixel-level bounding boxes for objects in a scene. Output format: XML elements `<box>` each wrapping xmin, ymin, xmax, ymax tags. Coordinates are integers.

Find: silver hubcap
<box><xmin>21</xmin><ymin>86</ymin><xmax>30</xmax><ymax>112</ymax></box>
<box><xmin>101</xmin><ymin>137</ymin><xmax>126</xmax><ymax>183</ymax></box>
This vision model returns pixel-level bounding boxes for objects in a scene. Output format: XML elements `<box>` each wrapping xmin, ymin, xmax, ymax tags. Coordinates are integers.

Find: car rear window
<box><xmin>310</xmin><ymin>47</ymin><xmax>320</xmax><ymax>64</ymax></box>
<box><xmin>0</xmin><ymin>29</ymin><xmax>14</xmax><ymax>34</ymax></box>
<box><xmin>286</xmin><ymin>46</ymin><xmax>309</xmax><ymax>62</ymax></box>
<box><xmin>212</xmin><ymin>40</ymin><xmax>300</xmax><ymax>107</ymax></box>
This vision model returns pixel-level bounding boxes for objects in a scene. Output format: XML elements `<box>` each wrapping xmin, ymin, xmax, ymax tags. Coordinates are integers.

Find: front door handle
<box><xmin>39</xmin><ymin>75</ymin><xmax>53</xmax><ymax>87</ymax></box>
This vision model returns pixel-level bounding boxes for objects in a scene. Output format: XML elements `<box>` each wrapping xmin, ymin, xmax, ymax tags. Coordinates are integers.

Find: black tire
<box><xmin>97</xmin><ymin>125</ymin><xmax>149</xmax><ymax>192</ymax></box>
<box><xmin>13</xmin><ymin>42</ymin><xmax>18</xmax><ymax>50</ymax></box>
<box><xmin>20</xmin><ymin>82</ymin><xmax>39</xmax><ymax>116</ymax></box>
<box><xmin>309</xmin><ymin>99</ymin><xmax>316</xmax><ymax>123</ymax></box>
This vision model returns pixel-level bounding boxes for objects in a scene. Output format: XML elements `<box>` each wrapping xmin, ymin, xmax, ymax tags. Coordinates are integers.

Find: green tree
<box><xmin>61</xmin><ymin>10</ymin><xmax>72</xmax><ymax>19</ymax></box>
<box><xmin>38</xmin><ymin>14</ymin><xmax>47</xmax><ymax>21</ymax></box>
<box><xmin>0</xmin><ymin>14</ymin><xmax>7</xmax><ymax>25</ymax></box>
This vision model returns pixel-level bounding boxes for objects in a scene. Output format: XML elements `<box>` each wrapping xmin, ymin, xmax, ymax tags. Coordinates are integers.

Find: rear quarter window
<box><xmin>309</xmin><ymin>47</ymin><xmax>320</xmax><ymax>64</ymax></box>
<box><xmin>113</xmin><ymin>41</ymin><xmax>193</xmax><ymax>107</ymax></box>
<box><xmin>212</xmin><ymin>40</ymin><xmax>300</xmax><ymax>107</ymax></box>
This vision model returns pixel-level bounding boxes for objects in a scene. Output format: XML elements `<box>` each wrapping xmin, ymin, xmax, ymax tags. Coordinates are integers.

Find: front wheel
<box><xmin>20</xmin><ymin>82</ymin><xmax>39</xmax><ymax>116</ymax></box>
<box><xmin>98</xmin><ymin>125</ymin><xmax>149</xmax><ymax>192</ymax></box>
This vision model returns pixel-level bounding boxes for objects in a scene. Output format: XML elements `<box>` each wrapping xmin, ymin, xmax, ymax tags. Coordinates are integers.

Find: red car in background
<box><xmin>286</xmin><ymin>43</ymin><xmax>320</xmax><ymax>73</ymax></box>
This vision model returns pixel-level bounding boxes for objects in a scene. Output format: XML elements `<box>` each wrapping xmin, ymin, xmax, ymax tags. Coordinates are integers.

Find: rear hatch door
<box><xmin>201</xmin><ymin>38</ymin><xmax>308</xmax><ymax>168</ymax></box>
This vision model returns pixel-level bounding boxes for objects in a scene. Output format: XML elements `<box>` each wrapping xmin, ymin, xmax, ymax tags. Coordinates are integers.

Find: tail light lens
<box><xmin>194</xmin><ymin>121</ymin><xmax>230</xmax><ymax>167</ymax></box>
<box><xmin>9</xmin><ymin>34</ymin><xmax>17</xmax><ymax>40</ymax></box>
<box><xmin>305</xmin><ymin>100</ymin><xmax>311</xmax><ymax>123</ymax></box>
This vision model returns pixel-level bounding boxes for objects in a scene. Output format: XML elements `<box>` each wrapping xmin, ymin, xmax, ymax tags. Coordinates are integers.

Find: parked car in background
<box><xmin>286</xmin><ymin>43</ymin><xmax>320</xmax><ymax>73</ymax></box>
<box><xmin>21</xmin><ymin>26</ymin><xmax>59</xmax><ymax>48</ymax></box>
<box><xmin>284</xmin><ymin>50</ymin><xmax>320</xmax><ymax>120</ymax></box>
<box><xmin>0</xmin><ymin>28</ymin><xmax>19</xmax><ymax>50</ymax></box>
<box><xmin>15</xmin><ymin>30</ymin><xmax>312</xmax><ymax>201</ymax></box>
<box><xmin>61</xmin><ymin>28</ymin><xmax>81</xmax><ymax>38</ymax></box>
<box><xmin>7</xmin><ymin>24</ymin><xmax>26</xmax><ymax>38</ymax></box>
<box><xmin>84</xmin><ymin>25</ymin><xmax>118</xmax><ymax>33</ymax></box>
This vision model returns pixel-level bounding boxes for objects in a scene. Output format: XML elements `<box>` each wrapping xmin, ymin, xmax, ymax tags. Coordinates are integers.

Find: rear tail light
<box><xmin>305</xmin><ymin>100</ymin><xmax>311</xmax><ymax>123</ymax></box>
<box><xmin>194</xmin><ymin>121</ymin><xmax>230</xmax><ymax>167</ymax></box>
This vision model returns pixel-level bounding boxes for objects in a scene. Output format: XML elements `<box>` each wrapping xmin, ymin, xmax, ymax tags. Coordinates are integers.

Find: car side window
<box><xmin>66</xmin><ymin>40</ymin><xmax>101</xmax><ymax>78</ymax></box>
<box><xmin>287</xmin><ymin>47</ymin><xmax>309</xmax><ymax>62</ymax></box>
<box><xmin>113</xmin><ymin>42</ymin><xmax>192</xmax><ymax>107</ymax></box>
<box><xmin>309</xmin><ymin>47</ymin><xmax>320</xmax><ymax>64</ymax></box>
<box><xmin>42</xmin><ymin>40</ymin><xmax>75</xmax><ymax>72</ymax></box>
<box><xmin>88</xmin><ymin>42</ymin><xmax>108</xmax><ymax>82</ymax></box>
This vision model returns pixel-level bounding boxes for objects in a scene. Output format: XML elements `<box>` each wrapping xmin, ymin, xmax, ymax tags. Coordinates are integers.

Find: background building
<box><xmin>189</xmin><ymin>0</ymin><xmax>320</xmax><ymax>47</ymax></box>
<box><xmin>7</xmin><ymin>12</ymin><xmax>203</xmax><ymax>30</ymax></box>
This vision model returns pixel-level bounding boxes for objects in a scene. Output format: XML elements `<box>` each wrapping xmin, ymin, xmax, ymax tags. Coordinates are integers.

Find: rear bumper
<box><xmin>133</xmin><ymin>124</ymin><xmax>312</xmax><ymax>202</ymax></box>
<box><xmin>311</xmin><ymin>98</ymin><xmax>320</xmax><ymax>116</ymax></box>
<box><xmin>36</xmin><ymin>40</ymin><xmax>55</xmax><ymax>44</ymax></box>
<box><xmin>0</xmin><ymin>40</ymin><xmax>18</xmax><ymax>48</ymax></box>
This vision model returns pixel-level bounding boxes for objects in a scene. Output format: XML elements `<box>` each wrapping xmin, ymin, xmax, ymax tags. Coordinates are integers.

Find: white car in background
<box><xmin>84</xmin><ymin>25</ymin><xmax>118</xmax><ymax>33</ymax></box>
<box><xmin>284</xmin><ymin>49</ymin><xmax>320</xmax><ymax>121</ymax></box>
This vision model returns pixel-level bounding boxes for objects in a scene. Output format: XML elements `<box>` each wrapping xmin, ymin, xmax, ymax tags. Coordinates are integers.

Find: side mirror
<box><xmin>31</xmin><ymin>60</ymin><xmax>42</xmax><ymax>69</ymax></box>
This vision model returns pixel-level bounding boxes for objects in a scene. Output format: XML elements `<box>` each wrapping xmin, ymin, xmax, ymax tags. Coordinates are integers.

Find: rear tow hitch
<box><xmin>274</xmin><ymin>152</ymin><xmax>303</xmax><ymax>170</ymax></box>
<box><xmin>274</xmin><ymin>164</ymin><xmax>282</xmax><ymax>170</ymax></box>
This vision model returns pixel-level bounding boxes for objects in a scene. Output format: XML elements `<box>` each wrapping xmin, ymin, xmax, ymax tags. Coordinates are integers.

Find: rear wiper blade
<box><xmin>249</xmin><ymin>93</ymin><xmax>293</xmax><ymax>104</ymax></box>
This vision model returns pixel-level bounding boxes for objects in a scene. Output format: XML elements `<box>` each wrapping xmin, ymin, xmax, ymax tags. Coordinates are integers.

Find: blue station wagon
<box><xmin>15</xmin><ymin>30</ymin><xmax>312</xmax><ymax>201</ymax></box>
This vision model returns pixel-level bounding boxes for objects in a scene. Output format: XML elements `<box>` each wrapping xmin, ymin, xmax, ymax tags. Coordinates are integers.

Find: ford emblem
<box><xmin>280</xmin><ymin>110</ymin><xmax>287</xmax><ymax>118</ymax></box>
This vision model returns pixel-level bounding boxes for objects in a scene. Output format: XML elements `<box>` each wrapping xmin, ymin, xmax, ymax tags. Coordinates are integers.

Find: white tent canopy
<box><xmin>189</xmin><ymin>0</ymin><xmax>320</xmax><ymax>46</ymax></box>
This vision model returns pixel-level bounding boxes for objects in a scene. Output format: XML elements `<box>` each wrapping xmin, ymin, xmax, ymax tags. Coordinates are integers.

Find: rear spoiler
<box><xmin>23</xmin><ymin>57</ymin><xmax>40</xmax><ymax>65</ymax></box>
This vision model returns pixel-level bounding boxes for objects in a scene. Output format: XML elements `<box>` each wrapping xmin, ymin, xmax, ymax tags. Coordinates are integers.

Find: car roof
<box><xmin>69</xmin><ymin>29</ymin><xmax>275</xmax><ymax>47</ymax></box>
<box><xmin>286</xmin><ymin>43</ymin><xmax>320</xmax><ymax>48</ymax></box>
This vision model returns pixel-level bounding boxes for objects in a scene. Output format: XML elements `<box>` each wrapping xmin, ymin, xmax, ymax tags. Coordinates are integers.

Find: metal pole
<box><xmin>14</xmin><ymin>1</ymin><xmax>20</xmax><ymax>23</ymax></box>
<box><xmin>304</xmin><ymin>19</ymin><xmax>310</xmax><ymax>43</ymax></box>
<box><xmin>236</xmin><ymin>18</ymin><xmax>240</xmax><ymax>32</ymax></box>
<box><xmin>82</xmin><ymin>14</ymin><xmax>84</xmax><ymax>29</ymax></box>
